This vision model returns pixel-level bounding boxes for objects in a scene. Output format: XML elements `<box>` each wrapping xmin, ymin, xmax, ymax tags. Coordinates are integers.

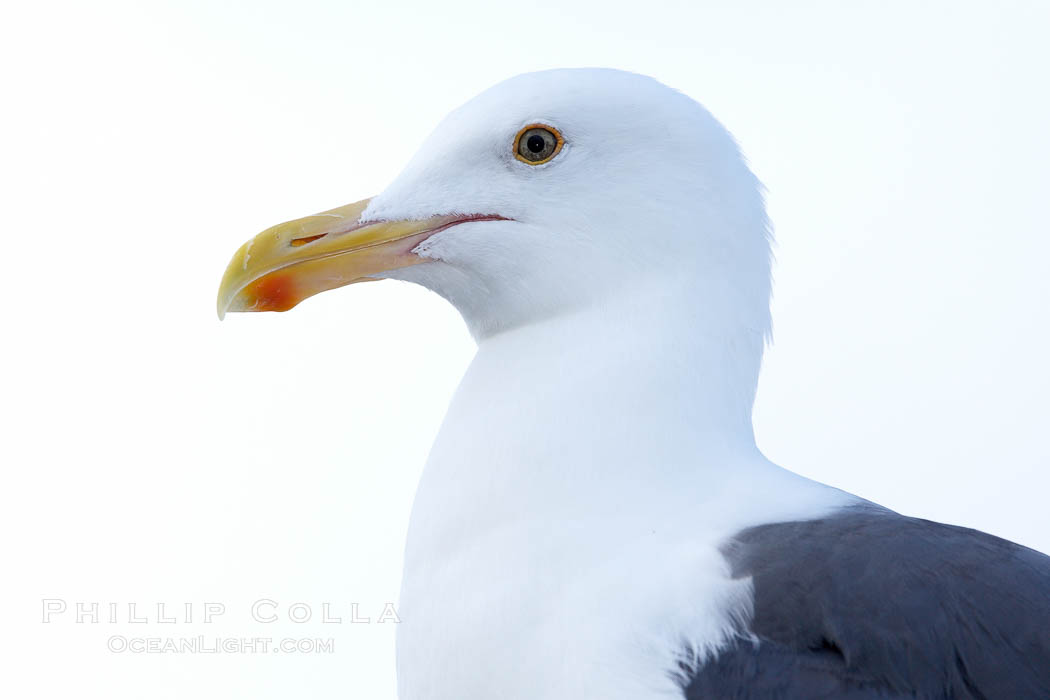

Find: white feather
<box><xmin>364</xmin><ymin>69</ymin><xmax>856</xmax><ymax>699</ymax></box>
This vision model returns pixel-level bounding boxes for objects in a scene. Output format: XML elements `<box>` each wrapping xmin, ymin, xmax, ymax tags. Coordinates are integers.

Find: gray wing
<box><xmin>685</xmin><ymin>505</ymin><xmax>1050</xmax><ymax>699</ymax></box>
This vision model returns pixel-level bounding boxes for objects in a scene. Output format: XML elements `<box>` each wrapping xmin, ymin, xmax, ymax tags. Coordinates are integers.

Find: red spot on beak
<box><xmin>244</xmin><ymin>272</ymin><xmax>299</xmax><ymax>312</ymax></box>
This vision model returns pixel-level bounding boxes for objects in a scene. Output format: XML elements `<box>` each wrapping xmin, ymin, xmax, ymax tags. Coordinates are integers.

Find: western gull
<box><xmin>216</xmin><ymin>68</ymin><xmax>1050</xmax><ymax>699</ymax></box>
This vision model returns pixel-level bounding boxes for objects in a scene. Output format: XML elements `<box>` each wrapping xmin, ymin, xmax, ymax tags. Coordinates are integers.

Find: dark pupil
<box><xmin>526</xmin><ymin>134</ymin><xmax>546</xmax><ymax>153</ymax></box>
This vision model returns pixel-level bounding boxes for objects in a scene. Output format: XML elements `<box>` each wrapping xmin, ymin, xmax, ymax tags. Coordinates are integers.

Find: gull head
<box><xmin>217</xmin><ymin>68</ymin><xmax>771</xmax><ymax>340</ymax></box>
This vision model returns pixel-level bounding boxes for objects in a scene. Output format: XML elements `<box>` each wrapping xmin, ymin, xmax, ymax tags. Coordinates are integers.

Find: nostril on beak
<box><xmin>290</xmin><ymin>233</ymin><xmax>328</xmax><ymax>247</ymax></box>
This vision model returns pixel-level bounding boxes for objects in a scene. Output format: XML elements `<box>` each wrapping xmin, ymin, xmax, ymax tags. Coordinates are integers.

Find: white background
<box><xmin>2</xmin><ymin>1</ymin><xmax>1048</xmax><ymax>698</ymax></box>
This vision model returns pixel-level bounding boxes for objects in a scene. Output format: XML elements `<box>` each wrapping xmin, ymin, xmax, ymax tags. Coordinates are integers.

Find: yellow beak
<box><xmin>216</xmin><ymin>198</ymin><xmax>500</xmax><ymax>319</ymax></box>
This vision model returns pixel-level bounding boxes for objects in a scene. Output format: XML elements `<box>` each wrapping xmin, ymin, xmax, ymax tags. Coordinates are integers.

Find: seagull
<box><xmin>217</xmin><ymin>68</ymin><xmax>1050</xmax><ymax>699</ymax></box>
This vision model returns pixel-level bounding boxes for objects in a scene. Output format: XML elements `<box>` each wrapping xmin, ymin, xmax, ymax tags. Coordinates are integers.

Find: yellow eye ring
<box><xmin>513</xmin><ymin>124</ymin><xmax>564</xmax><ymax>165</ymax></box>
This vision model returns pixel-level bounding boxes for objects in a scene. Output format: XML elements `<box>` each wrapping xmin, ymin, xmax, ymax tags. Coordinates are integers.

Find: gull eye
<box><xmin>514</xmin><ymin>124</ymin><xmax>563</xmax><ymax>165</ymax></box>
